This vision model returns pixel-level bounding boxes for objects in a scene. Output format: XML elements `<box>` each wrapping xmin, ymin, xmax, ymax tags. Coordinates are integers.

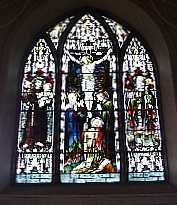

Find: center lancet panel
<box><xmin>59</xmin><ymin>14</ymin><xmax>120</xmax><ymax>183</ymax></box>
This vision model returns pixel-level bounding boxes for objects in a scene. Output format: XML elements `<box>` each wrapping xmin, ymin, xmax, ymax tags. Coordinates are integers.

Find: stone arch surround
<box><xmin>0</xmin><ymin>0</ymin><xmax>177</xmax><ymax>202</ymax></box>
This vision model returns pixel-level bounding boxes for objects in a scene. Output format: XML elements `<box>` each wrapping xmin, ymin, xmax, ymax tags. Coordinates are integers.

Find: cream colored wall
<box><xmin>0</xmin><ymin>0</ymin><xmax>177</xmax><ymax>195</ymax></box>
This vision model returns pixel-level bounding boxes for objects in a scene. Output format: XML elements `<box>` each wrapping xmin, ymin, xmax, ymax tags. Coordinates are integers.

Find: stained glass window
<box><xmin>47</xmin><ymin>16</ymin><xmax>74</xmax><ymax>49</ymax></box>
<box><xmin>15</xmin><ymin>10</ymin><xmax>166</xmax><ymax>184</ymax></box>
<box><xmin>60</xmin><ymin>14</ymin><xmax>120</xmax><ymax>183</ymax></box>
<box><xmin>16</xmin><ymin>39</ymin><xmax>55</xmax><ymax>183</ymax></box>
<box><xmin>102</xmin><ymin>16</ymin><xmax>130</xmax><ymax>48</ymax></box>
<box><xmin>123</xmin><ymin>38</ymin><xmax>165</xmax><ymax>181</ymax></box>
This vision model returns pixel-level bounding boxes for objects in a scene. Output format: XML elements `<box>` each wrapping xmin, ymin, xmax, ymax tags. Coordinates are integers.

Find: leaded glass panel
<box><xmin>16</xmin><ymin>39</ymin><xmax>55</xmax><ymax>183</ymax></box>
<box><xmin>59</xmin><ymin>14</ymin><xmax>120</xmax><ymax>183</ymax></box>
<box><xmin>123</xmin><ymin>37</ymin><xmax>165</xmax><ymax>181</ymax></box>
<box><xmin>15</xmin><ymin>11</ymin><xmax>166</xmax><ymax>184</ymax></box>
<box><xmin>103</xmin><ymin>16</ymin><xmax>130</xmax><ymax>48</ymax></box>
<box><xmin>47</xmin><ymin>16</ymin><xmax>74</xmax><ymax>49</ymax></box>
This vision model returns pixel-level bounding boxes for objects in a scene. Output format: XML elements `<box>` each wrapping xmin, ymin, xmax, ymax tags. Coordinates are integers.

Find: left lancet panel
<box><xmin>16</xmin><ymin>39</ymin><xmax>55</xmax><ymax>183</ymax></box>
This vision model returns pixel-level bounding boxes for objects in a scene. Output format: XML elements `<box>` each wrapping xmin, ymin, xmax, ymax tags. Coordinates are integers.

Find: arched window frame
<box><xmin>13</xmin><ymin>7</ymin><xmax>168</xmax><ymax>184</ymax></box>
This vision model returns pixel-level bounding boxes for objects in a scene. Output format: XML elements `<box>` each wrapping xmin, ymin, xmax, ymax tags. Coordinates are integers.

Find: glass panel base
<box><xmin>61</xmin><ymin>173</ymin><xmax>120</xmax><ymax>183</ymax></box>
<box><xmin>16</xmin><ymin>173</ymin><xmax>52</xmax><ymax>183</ymax></box>
<box><xmin>129</xmin><ymin>172</ymin><xmax>165</xmax><ymax>181</ymax></box>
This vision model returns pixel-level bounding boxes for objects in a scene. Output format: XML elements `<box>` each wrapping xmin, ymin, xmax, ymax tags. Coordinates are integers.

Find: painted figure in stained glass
<box><xmin>64</xmin><ymin>89</ymin><xmax>87</xmax><ymax>169</ymax></box>
<box><xmin>95</xmin><ymin>91</ymin><xmax>115</xmax><ymax>159</ymax></box>
<box><xmin>21</xmin><ymin>68</ymin><xmax>54</xmax><ymax>150</ymax></box>
<box><xmin>72</xmin><ymin>117</ymin><xmax>104</xmax><ymax>173</ymax></box>
<box><xmin>123</xmin><ymin>38</ymin><xmax>164</xmax><ymax>181</ymax></box>
<box><xmin>65</xmin><ymin>48</ymin><xmax>112</xmax><ymax>113</ymax></box>
<box><xmin>72</xmin><ymin>117</ymin><xmax>115</xmax><ymax>174</ymax></box>
<box><xmin>15</xmin><ymin>12</ymin><xmax>165</xmax><ymax>184</ymax></box>
<box><xmin>63</xmin><ymin>52</ymin><xmax>116</xmax><ymax>174</ymax></box>
<box><xmin>69</xmin><ymin>88</ymin><xmax>116</xmax><ymax>174</ymax></box>
<box><xmin>60</xmin><ymin>14</ymin><xmax>118</xmax><ymax>179</ymax></box>
<box><xmin>16</xmin><ymin>38</ymin><xmax>55</xmax><ymax>183</ymax></box>
<box><xmin>124</xmin><ymin>65</ymin><xmax>160</xmax><ymax>152</ymax></box>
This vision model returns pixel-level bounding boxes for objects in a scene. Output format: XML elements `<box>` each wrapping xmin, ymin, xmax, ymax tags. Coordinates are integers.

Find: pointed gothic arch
<box><xmin>15</xmin><ymin>8</ymin><xmax>167</xmax><ymax>184</ymax></box>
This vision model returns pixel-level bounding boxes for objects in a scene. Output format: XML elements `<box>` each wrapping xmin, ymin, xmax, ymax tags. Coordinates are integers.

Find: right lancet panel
<box><xmin>123</xmin><ymin>37</ymin><xmax>165</xmax><ymax>181</ymax></box>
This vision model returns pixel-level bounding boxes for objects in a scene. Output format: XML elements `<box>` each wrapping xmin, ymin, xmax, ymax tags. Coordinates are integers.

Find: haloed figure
<box><xmin>21</xmin><ymin>69</ymin><xmax>54</xmax><ymax>150</ymax></box>
<box><xmin>84</xmin><ymin>117</ymin><xmax>104</xmax><ymax>163</ymax></box>
<box><xmin>65</xmin><ymin>89</ymin><xmax>87</xmax><ymax>166</ymax></box>
<box><xmin>95</xmin><ymin>91</ymin><xmax>114</xmax><ymax>160</ymax></box>
<box><xmin>65</xmin><ymin>48</ymin><xmax>112</xmax><ymax>115</ymax></box>
<box><xmin>72</xmin><ymin>117</ymin><xmax>105</xmax><ymax>173</ymax></box>
<box><xmin>72</xmin><ymin>116</ymin><xmax>116</xmax><ymax>174</ymax></box>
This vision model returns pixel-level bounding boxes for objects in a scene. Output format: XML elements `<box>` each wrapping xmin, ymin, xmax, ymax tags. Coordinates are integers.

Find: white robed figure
<box><xmin>65</xmin><ymin>48</ymin><xmax>112</xmax><ymax>116</ymax></box>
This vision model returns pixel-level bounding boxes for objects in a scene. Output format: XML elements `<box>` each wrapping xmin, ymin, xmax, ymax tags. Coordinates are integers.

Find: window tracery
<box><xmin>15</xmin><ymin>10</ymin><xmax>166</xmax><ymax>183</ymax></box>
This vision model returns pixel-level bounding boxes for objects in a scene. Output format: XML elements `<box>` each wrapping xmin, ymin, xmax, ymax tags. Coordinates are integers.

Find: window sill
<box><xmin>1</xmin><ymin>182</ymin><xmax>177</xmax><ymax>194</ymax></box>
<box><xmin>0</xmin><ymin>187</ymin><xmax>177</xmax><ymax>205</ymax></box>
<box><xmin>1</xmin><ymin>183</ymin><xmax>177</xmax><ymax>204</ymax></box>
